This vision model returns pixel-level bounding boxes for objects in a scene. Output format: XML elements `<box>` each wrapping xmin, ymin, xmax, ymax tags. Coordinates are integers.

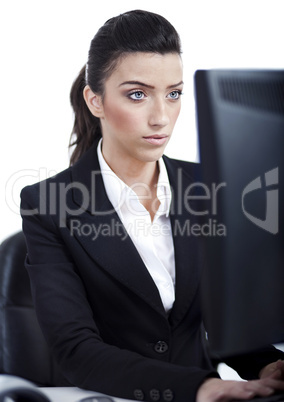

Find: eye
<box><xmin>167</xmin><ymin>90</ymin><xmax>183</xmax><ymax>100</ymax></box>
<box><xmin>128</xmin><ymin>91</ymin><xmax>146</xmax><ymax>101</ymax></box>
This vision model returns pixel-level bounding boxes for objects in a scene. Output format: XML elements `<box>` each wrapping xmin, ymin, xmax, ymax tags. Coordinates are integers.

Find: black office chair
<box><xmin>0</xmin><ymin>231</ymin><xmax>69</xmax><ymax>386</ymax></box>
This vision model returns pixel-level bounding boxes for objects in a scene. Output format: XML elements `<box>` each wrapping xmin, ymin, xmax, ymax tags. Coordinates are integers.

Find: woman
<box><xmin>21</xmin><ymin>10</ymin><xmax>284</xmax><ymax>402</ymax></box>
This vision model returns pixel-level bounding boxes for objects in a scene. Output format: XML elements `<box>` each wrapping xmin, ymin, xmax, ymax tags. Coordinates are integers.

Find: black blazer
<box><xmin>20</xmin><ymin>141</ymin><xmax>283</xmax><ymax>402</ymax></box>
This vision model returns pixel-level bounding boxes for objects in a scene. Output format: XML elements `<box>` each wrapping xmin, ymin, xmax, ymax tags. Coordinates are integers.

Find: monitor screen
<box><xmin>194</xmin><ymin>69</ymin><xmax>284</xmax><ymax>357</ymax></box>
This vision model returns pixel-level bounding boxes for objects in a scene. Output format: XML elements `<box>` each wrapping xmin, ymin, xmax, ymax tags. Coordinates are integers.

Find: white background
<box><xmin>1</xmin><ymin>0</ymin><xmax>283</xmax><ymax>242</ymax></box>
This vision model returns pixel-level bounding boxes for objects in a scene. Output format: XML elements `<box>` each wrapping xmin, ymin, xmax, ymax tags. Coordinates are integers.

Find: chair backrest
<box><xmin>0</xmin><ymin>231</ymin><xmax>69</xmax><ymax>386</ymax></box>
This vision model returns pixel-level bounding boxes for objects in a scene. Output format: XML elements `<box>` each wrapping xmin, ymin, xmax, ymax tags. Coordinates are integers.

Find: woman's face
<box><xmin>93</xmin><ymin>52</ymin><xmax>183</xmax><ymax>166</ymax></box>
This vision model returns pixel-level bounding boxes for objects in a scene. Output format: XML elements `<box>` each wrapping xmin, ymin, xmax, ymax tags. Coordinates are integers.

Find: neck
<box><xmin>101</xmin><ymin>147</ymin><xmax>160</xmax><ymax>190</ymax></box>
<box><xmin>101</xmin><ymin>144</ymin><xmax>161</xmax><ymax>220</ymax></box>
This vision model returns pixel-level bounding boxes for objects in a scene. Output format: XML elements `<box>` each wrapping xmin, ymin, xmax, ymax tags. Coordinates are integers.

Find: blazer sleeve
<box><xmin>20</xmin><ymin>184</ymin><xmax>219</xmax><ymax>402</ymax></box>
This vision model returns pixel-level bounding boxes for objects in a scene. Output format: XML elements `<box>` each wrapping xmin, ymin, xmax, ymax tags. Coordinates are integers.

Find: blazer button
<box><xmin>150</xmin><ymin>388</ymin><xmax>160</xmax><ymax>401</ymax></box>
<box><xmin>154</xmin><ymin>340</ymin><xmax>168</xmax><ymax>353</ymax></box>
<box><xmin>133</xmin><ymin>389</ymin><xmax>144</xmax><ymax>400</ymax></box>
<box><xmin>163</xmin><ymin>389</ymin><xmax>174</xmax><ymax>401</ymax></box>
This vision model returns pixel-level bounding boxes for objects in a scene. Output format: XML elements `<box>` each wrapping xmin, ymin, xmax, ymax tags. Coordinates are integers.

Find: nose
<box><xmin>148</xmin><ymin>98</ymin><xmax>170</xmax><ymax>127</ymax></box>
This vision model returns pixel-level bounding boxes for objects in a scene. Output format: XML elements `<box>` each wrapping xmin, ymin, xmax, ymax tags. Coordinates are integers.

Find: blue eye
<box><xmin>129</xmin><ymin>91</ymin><xmax>145</xmax><ymax>101</ymax></box>
<box><xmin>168</xmin><ymin>90</ymin><xmax>182</xmax><ymax>100</ymax></box>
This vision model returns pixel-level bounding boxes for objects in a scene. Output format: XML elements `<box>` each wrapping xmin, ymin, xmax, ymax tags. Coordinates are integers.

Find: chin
<box><xmin>139</xmin><ymin>149</ymin><xmax>166</xmax><ymax>163</ymax></box>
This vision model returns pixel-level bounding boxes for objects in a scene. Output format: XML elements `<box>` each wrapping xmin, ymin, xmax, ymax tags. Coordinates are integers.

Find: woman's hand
<box><xmin>259</xmin><ymin>360</ymin><xmax>284</xmax><ymax>381</ymax></box>
<box><xmin>196</xmin><ymin>376</ymin><xmax>284</xmax><ymax>402</ymax></box>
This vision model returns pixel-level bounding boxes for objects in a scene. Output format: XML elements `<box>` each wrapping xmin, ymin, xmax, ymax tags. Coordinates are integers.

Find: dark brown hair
<box><xmin>69</xmin><ymin>10</ymin><xmax>181</xmax><ymax>165</ymax></box>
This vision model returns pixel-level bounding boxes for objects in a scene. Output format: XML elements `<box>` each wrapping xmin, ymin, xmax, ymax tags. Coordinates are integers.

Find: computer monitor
<box><xmin>194</xmin><ymin>69</ymin><xmax>284</xmax><ymax>357</ymax></box>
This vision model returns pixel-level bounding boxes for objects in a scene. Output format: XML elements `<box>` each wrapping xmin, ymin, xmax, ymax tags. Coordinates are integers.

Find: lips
<box><xmin>143</xmin><ymin>135</ymin><xmax>168</xmax><ymax>146</ymax></box>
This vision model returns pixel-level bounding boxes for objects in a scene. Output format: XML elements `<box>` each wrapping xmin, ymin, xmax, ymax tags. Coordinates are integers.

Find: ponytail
<box><xmin>69</xmin><ymin>65</ymin><xmax>102</xmax><ymax>166</ymax></box>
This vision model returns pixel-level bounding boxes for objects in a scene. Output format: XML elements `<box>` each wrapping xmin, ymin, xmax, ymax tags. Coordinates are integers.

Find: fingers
<box><xmin>196</xmin><ymin>378</ymin><xmax>272</xmax><ymax>402</ymax></box>
<box><xmin>259</xmin><ymin>360</ymin><xmax>284</xmax><ymax>380</ymax></box>
<box><xmin>264</xmin><ymin>360</ymin><xmax>284</xmax><ymax>381</ymax></box>
<box><xmin>260</xmin><ymin>377</ymin><xmax>284</xmax><ymax>394</ymax></box>
<box><xmin>276</xmin><ymin>360</ymin><xmax>284</xmax><ymax>380</ymax></box>
<box><xmin>232</xmin><ymin>382</ymin><xmax>273</xmax><ymax>400</ymax></box>
<box><xmin>196</xmin><ymin>376</ymin><xmax>284</xmax><ymax>402</ymax></box>
<box><xmin>241</xmin><ymin>379</ymin><xmax>277</xmax><ymax>399</ymax></box>
<box><xmin>269</xmin><ymin>368</ymin><xmax>283</xmax><ymax>380</ymax></box>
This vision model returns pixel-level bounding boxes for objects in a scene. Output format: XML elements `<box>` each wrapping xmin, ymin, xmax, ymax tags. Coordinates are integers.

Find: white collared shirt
<box><xmin>97</xmin><ymin>139</ymin><xmax>176</xmax><ymax>312</ymax></box>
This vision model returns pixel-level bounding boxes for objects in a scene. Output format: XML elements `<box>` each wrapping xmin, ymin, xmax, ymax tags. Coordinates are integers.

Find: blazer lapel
<box><xmin>68</xmin><ymin>141</ymin><xmax>166</xmax><ymax>318</ymax></box>
<box><xmin>163</xmin><ymin>156</ymin><xmax>203</xmax><ymax>328</ymax></box>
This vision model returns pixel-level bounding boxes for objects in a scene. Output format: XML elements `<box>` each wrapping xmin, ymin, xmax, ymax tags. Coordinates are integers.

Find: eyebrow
<box><xmin>119</xmin><ymin>80</ymin><xmax>184</xmax><ymax>89</ymax></box>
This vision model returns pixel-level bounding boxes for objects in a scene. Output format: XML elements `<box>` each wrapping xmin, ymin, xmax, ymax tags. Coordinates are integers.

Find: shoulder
<box><xmin>21</xmin><ymin>140</ymin><xmax>100</xmax><ymax>203</ymax></box>
<box><xmin>20</xmin><ymin>165</ymin><xmax>73</xmax><ymax>203</ymax></box>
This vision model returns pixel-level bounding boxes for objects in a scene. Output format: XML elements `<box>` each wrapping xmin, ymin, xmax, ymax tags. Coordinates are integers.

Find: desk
<box><xmin>40</xmin><ymin>387</ymin><xmax>135</xmax><ymax>402</ymax></box>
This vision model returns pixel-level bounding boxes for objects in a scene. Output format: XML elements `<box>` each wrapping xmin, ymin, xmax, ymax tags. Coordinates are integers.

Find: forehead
<box><xmin>106</xmin><ymin>52</ymin><xmax>183</xmax><ymax>87</ymax></box>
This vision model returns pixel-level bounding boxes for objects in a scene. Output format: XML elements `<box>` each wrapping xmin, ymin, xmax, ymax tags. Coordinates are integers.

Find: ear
<box><xmin>83</xmin><ymin>85</ymin><xmax>104</xmax><ymax>118</ymax></box>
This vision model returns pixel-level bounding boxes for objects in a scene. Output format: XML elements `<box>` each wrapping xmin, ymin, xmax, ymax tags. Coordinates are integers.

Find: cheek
<box><xmin>171</xmin><ymin>104</ymin><xmax>181</xmax><ymax>124</ymax></box>
<box><xmin>104</xmin><ymin>101</ymin><xmax>145</xmax><ymax>133</ymax></box>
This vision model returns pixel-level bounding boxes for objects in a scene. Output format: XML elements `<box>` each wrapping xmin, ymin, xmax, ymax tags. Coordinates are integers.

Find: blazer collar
<box><xmin>163</xmin><ymin>156</ymin><xmax>203</xmax><ymax>327</ymax></box>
